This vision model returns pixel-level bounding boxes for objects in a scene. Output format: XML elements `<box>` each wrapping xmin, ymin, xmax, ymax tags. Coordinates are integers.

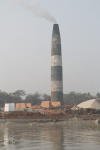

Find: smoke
<box><xmin>9</xmin><ymin>0</ymin><xmax>24</xmax><ymax>6</ymax></box>
<box><xmin>9</xmin><ymin>0</ymin><xmax>57</xmax><ymax>23</ymax></box>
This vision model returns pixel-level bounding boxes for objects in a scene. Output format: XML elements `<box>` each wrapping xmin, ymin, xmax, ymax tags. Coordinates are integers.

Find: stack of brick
<box><xmin>41</xmin><ymin>101</ymin><xmax>61</xmax><ymax>108</ymax></box>
<box><xmin>51</xmin><ymin>102</ymin><xmax>61</xmax><ymax>107</ymax></box>
<box><xmin>43</xmin><ymin>109</ymin><xmax>62</xmax><ymax>115</ymax></box>
<box><xmin>41</xmin><ymin>101</ymin><xmax>52</xmax><ymax>108</ymax></box>
<box><xmin>31</xmin><ymin>105</ymin><xmax>41</xmax><ymax>109</ymax></box>
<box><xmin>3</xmin><ymin>111</ymin><xmax>46</xmax><ymax>119</ymax></box>
<box><xmin>16</xmin><ymin>103</ymin><xmax>31</xmax><ymax>109</ymax></box>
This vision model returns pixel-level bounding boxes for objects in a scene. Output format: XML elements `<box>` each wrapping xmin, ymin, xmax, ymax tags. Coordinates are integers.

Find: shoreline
<box><xmin>0</xmin><ymin>117</ymin><xmax>96</xmax><ymax>123</ymax></box>
<box><xmin>0</xmin><ymin>109</ymin><xmax>100</xmax><ymax>123</ymax></box>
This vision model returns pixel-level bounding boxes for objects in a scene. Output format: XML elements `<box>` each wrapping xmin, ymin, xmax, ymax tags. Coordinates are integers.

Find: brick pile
<box><xmin>16</xmin><ymin>103</ymin><xmax>31</xmax><ymax>108</ymax></box>
<box><xmin>31</xmin><ymin>105</ymin><xmax>41</xmax><ymax>109</ymax></box>
<box><xmin>43</xmin><ymin>109</ymin><xmax>62</xmax><ymax>114</ymax></box>
<box><xmin>1</xmin><ymin>107</ymin><xmax>100</xmax><ymax>120</ymax></box>
<box><xmin>3</xmin><ymin>111</ymin><xmax>46</xmax><ymax>119</ymax></box>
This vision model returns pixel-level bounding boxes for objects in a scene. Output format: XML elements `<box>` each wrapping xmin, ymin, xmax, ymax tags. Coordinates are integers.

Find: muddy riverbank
<box><xmin>0</xmin><ymin>107</ymin><xmax>100</xmax><ymax>123</ymax></box>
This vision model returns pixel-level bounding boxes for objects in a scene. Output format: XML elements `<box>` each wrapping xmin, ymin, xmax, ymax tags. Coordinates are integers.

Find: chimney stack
<box><xmin>51</xmin><ymin>24</ymin><xmax>63</xmax><ymax>105</ymax></box>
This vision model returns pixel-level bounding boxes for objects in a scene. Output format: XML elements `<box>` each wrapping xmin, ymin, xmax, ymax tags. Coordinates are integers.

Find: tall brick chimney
<box><xmin>51</xmin><ymin>24</ymin><xmax>63</xmax><ymax>105</ymax></box>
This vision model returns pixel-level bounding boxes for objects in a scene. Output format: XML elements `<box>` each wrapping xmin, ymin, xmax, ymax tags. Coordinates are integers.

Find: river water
<box><xmin>0</xmin><ymin>119</ymin><xmax>100</xmax><ymax>150</ymax></box>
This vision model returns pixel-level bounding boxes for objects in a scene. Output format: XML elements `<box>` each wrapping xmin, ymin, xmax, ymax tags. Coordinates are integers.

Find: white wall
<box><xmin>5</xmin><ymin>103</ymin><xmax>15</xmax><ymax>112</ymax></box>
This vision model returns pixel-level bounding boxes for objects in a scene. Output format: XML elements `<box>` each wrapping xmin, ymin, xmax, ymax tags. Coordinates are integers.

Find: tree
<box><xmin>63</xmin><ymin>91</ymin><xmax>95</xmax><ymax>105</ymax></box>
<box><xmin>11</xmin><ymin>90</ymin><xmax>26</xmax><ymax>97</ymax></box>
<box><xmin>96</xmin><ymin>93</ymin><xmax>100</xmax><ymax>98</ymax></box>
<box><xmin>42</xmin><ymin>93</ymin><xmax>51</xmax><ymax>101</ymax></box>
<box><xmin>0</xmin><ymin>91</ymin><xmax>14</xmax><ymax>107</ymax></box>
<box><xmin>24</xmin><ymin>92</ymin><xmax>42</xmax><ymax>105</ymax></box>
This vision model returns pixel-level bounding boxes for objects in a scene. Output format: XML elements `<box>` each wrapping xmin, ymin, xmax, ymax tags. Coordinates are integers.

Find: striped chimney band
<box><xmin>51</xmin><ymin>24</ymin><xmax>63</xmax><ymax>105</ymax></box>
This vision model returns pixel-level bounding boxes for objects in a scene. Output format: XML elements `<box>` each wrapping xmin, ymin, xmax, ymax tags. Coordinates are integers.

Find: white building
<box><xmin>5</xmin><ymin>103</ymin><xmax>15</xmax><ymax>112</ymax></box>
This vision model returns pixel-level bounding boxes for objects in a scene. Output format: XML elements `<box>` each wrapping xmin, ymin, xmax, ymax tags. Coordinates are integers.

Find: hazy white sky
<box><xmin>0</xmin><ymin>0</ymin><xmax>100</xmax><ymax>95</ymax></box>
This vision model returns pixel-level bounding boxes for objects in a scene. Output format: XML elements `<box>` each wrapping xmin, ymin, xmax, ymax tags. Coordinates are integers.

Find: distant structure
<box><xmin>77</xmin><ymin>99</ymin><xmax>100</xmax><ymax>109</ymax></box>
<box><xmin>51</xmin><ymin>24</ymin><xmax>63</xmax><ymax>105</ymax></box>
<box><xmin>5</xmin><ymin>103</ymin><xmax>15</xmax><ymax>112</ymax></box>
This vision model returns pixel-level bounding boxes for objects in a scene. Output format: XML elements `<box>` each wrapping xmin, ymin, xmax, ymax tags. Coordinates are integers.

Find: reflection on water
<box><xmin>0</xmin><ymin>119</ymin><xmax>100</xmax><ymax>150</ymax></box>
<box><xmin>41</xmin><ymin>124</ymin><xmax>64</xmax><ymax>150</ymax></box>
<box><xmin>4</xmin><ymin>127</ymin><xmax>8</xmax><ymax>148</ymax></box>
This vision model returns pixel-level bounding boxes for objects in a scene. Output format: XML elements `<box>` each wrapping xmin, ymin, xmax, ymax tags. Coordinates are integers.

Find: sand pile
<box><xmin>71</xmin><ymin>105</ymin><xmax>80</xmax><ymax>110</ymax></box>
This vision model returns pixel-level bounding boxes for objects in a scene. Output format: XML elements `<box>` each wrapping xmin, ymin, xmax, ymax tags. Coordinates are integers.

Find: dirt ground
<box><xmin>0</xmin><ymin>108</ymin><xmax>100</xmax><ymax>120</ymax></box>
